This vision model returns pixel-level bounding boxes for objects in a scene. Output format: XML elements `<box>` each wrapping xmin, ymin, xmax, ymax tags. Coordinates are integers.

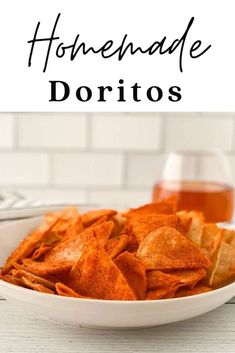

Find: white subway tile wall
<box><xmin>0</xmin><ymin>112</ymin><xmax>234</xmax><ymax>208</ymax></box>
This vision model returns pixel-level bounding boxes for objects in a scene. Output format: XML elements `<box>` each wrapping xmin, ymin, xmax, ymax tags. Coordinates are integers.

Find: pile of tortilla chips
<box><xmin>1</xmin><ymin>200</ymin><xmax>235</xmax><ymax>300</ymax></box>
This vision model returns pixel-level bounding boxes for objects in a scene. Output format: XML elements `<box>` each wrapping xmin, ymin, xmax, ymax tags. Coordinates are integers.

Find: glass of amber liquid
<box><xmin>152</xmin><ymin>150</ymin><xmax>234</xmax><ymax>223</ymax></box>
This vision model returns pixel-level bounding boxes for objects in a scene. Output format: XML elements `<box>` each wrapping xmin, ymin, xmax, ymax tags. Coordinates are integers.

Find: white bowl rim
<box><xmin>0</xmin><ymin>277</ymin><xmax>234</xmax><ymax>305</ymax></box>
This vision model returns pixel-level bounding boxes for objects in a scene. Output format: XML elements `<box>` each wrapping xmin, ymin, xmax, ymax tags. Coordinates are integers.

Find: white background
<box><xmin>0</xmin><ymin>0</ymin><xmax>234</xmax><ymax>111</ymax></box>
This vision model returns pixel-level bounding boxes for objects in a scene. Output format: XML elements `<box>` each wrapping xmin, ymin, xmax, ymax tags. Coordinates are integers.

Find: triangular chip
<box><xmin>166</xmin><ymin>269</ymin><xmax>206</xmax><ymax>289</ymax></box>
<box><xmin>115</xmin><ymin>251</ymin><xmax>147</xmax><ymax>299</ymax></box>
<box><xmin>125</xmin><ymin>214</ymin><xmax>178</xmax><ymax>244</ymax></box>
<box><xmin>21</xmin><ymin>276</ymin><xmax>55</xmax><ymax>294</ymax></box>
<box><xmin>222</xmin><ymin>228</ymin><xmax>235</xmax><ymax>248</ymax></box>
<box><xmin>105</xmin><ymin>234</ymin><xmax>129</xmax><ymax>259</ymax></box>
<box><xmin>68</xmin><ymin>244</ymin><xmax>136</xmax><ymax>300</ymax></box>
<box><xmin>92</xmin><ymin>221</ymin><xmax>114</xmax><ymax>245</ymax></box>
<box><xmin>174</xmin><ymin>284</ymin><xmax>213</xmax><ymax>298</ymax></box>
<box><xmin>207</xmin><ymin>241</ymin><xmax>235</xmax><ymax>287</ymax></box>
<box><xmin>201</xmin><ymin>224</ymin><xmax>222</xmax><ymax>259</ymax></box>
<box><xmin>22</xmin><ymin>258</ymin><xmax>72</xmax><ymax>276</ymax></box>
<box><xmin>12</xmin><ymin>263</ymin><xmax>56</xmax><ymax>290</ymax></box>
<box><xmin>32</xmin><ymin>244</ymin><xmax>53</xmax><ymax>260</ymax></box>
<box><xmin>82</xmin><ymin>209</ymin><xmax>117</xmax><ymax>227</ymax></box>
<box><xmin>111</xmin><ymin>213</ymin><xmax>126</xmax><ymax>237</ymax></box>
<box><xmin>146</xmin><ymin>270</ymin><xmax>181</xmax><ymax>290</ymax></box>
<box><xmin>186</xmin><ymin>211</ymin><xmax>204</xmax><ymax>246</ymax></box>
<box><xmin>123</xmin><ymin>200</ymin><xmax>176</xmax><ymax>218</ymax></box>
<box><xmin>137</xmin><ymin>226</ymin><xmax>211</xmax><ymax>271</ymax></box>
<box><xmin>86</xmin><ymin>216</ymin><xmax>109</xmax><ymax>229</ymax></box>
<box><xmin>45</xmin><ymin>221</ymin><xmax>112</xmax><ymax>264</ymax></box>
<box><xmin>45</xmin><ymin>206</ymin><xmax>79</xmax><ymax>224</ymax></box>
<box><xmin>61</xmin><ymin>216</ymin><xmax>83</xmax><ymax>239</ymax></box>
<box><xmin>176</xmin><ymin>212</ymin><xmax>192</xmax><ymax>237</ymax></box>
<box><xmin>1</xmin><ymin>217</ymin><xmax>58</xmax><ymax>275</ymax></box>
<box><xmin>1</xmin><ymin>274</ymin><xmax>25</xmax><ymax>287</ymax></box>
<box><xmin>55</xmin><ymin>282</ymin><xmax>86</xmax><ymax>298</ymax></box>
<box><xmin>146</xmin><ymin>275</ymin><xmax>180</xmax><ymax>300</ymax></box>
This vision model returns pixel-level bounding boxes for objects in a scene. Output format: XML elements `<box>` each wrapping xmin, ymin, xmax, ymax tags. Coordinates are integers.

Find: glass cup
<box><xmin>152</xmin><ymin>150</ymin><xmax>234</xmax><ymax>223</ymax></box>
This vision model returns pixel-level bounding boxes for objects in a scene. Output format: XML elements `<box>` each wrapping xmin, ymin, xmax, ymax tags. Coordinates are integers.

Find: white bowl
<box><xmin>0</xmin><ymin>217</ymin><xmax>234</xmax><ymax>329</ymax></box>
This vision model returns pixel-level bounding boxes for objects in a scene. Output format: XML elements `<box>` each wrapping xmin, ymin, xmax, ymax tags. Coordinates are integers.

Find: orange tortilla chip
<box><xmin>137</xmin><ymin>226</ymin><xmax>211</xmax><ymax>271</ymax></box>
<box><xmin>69</xmin><ymin>244</ymin><xmax>136</xmax><ymax>300</ymax></box>
<box><xmin>45</xmin><ymin>206</ymin><xmax>79</xmax><ymax>225</ymax></box>
<box><xmin>111</xmin><ymin>213</ymin><xmax>126</xmax><ymax>237</ymax></box>
<box><xmin>115</xmin><ymin>251</ymin><xmax>147</xmax><ymax>299</ymax></box>
<box><xmin>93</xmin><ymin>221</ymin><xmax>114</xmax><ymax>246</ymax></box>
<box><xmin>13</xmin><ymin>263</ymin><xmax>56</xmax><ymax>290</ymax></box>
<box><xmin>61</xmin><ymin>216</ymin><xmax>83</xmax><ymax>239</ymax></box>
<box><xmin>123</xmin><ymin>200</ymin><xmax>176</xmax><ymax>218</ymax></box>
<box><xmin>166</xmin><ymin>269</ymin><xmax>206</xmax><ymax>289</ymax></box>
<box><xmin>86</xmin><ymin>215</ymin><xmax>109</xmax><ymax>229</ymax></box>
<box><xmin>146</xmin><ymin>270</ymin><xmax>181</xmax><ymax>290</ymax></box>
<box><xmin>32</xmin><ymin>244</ymin><xmax>53</xmax><ymax>260</ymax></box>
<box><xmin>1</xmin><ymin>217</ymin><xmax>58</xmax><ymax>275</ymax></box>
<box><xmin>126</xmin><ymin>214</ymin><xmax>178</xmax><ymax>244</ymax></box>
<box><xmin>222</xmin><ymin>228</ymin><xmax>235</xmax><ymax>248</ymax></box>
<box><xmin>201</xmin><ymin>224</ymin><xmax>222</xmax><ymax>259</ymax></box>
<box><xmin>23</xmin><ymin>258</ymin><xmax>72</xmax><ymax>276</ymax></box>
<box><xmin>146</xmin><ymin>283</ymin><xmax>179</xmax><ymax>300</ymax></box>
<box><xmin>45</xmin><ymin>221</ymin><xmax>111</xmax><ymax>265</ymax></box>
<box><xmin>21</xmin><ymin>276</ymin><xmax>55</xmax><ymax>294</ymax></box>
<box><xmin>174</xmin><ymin>284</ymin><xmax>213</xmax><ymax>298</ymax></box>
<box><xmin>207</xmin><ymin>241</ymin><xmax>235</xmax><ymax>287</ymax></box>
<box><xmin>82</xmin><ymin>209</ymin><xmax>117</xmax><ymax>227</ymax></box>
<box><xmin>1</xmin><ymin>274</ymin><xmax>25</xmax><ymax>287</ymax></box>
<box><xmin>55</xmin><ymin>282</ymin><xmax>85</xmax><ymax>298</ymax></box>
<box><xmin>176</xmin><ymin>212</ymin><xmax>192</xmax><ymax>237</ymax></box>
<box><xmin>105</xmin><ymin>234</ymin><xmax>129</xmax><ymax>259</ymax></box>
<box><xmin>185</xmin><ymin>211</ymin><xmax>204</xmax><ymax>246</ymax></box>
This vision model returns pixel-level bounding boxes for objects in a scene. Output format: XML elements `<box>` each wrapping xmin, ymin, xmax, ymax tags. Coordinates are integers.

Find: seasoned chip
<box><xmin>207</xmin><ymin>241</ymin><xmax>235</xmax><ymax>287</ymax></box>
<box><xmin>1</xmin><ymin>217</ymin><xmax>58</xmax><ymax>275</ymax></box>
<box><xmin>55</xmin><ymin>282</ymin><xmax>85</xmax><ymax>298</ymax></box>
<box><xmin>186</xmin><ymin>211</ymin><xmax>204</xmax><ymax>246</ymax></box>
<box><xmin>93</xmin><ymin>221</ymin><xmax>114</xmax><ymax>245</ymax></box>
<box><xmin>166</xmin><ymin>269</ymin><xmax>206</xmax><ymax>289</ymax></box>
<box><xmin>201</xmin><ymin>224</ymin><xmax>222</xmax><ymax>258</ymax></box>
<box><xmin>21</xmin><ymin>276</ymin><xmax>55</xmax><ymax>294</ymax></box>
<box><xmin>32</xmin><ymin>244</ymin><xmax>53</xmax><ymax>260</ymax></box>
<box><xmin>45</xmin><ymin>221</ymin><xmax>112</xmax><ymax>265</ymax></box>
<box><xmin>13</xmin><ymin>263</ymin><xmax>56</xmax><ymax>290</ymax></box>
<box><xmin>176</xmin><ymin>212</ymin><xmax>192</xmax><ymax>237</ymax></box>
<box><xmin>125</xmin><ymin>214</ymin><xmax>178</xmax><ymax>244</ymax></box>
<box><xmin>137</xmin><ymin>226</ymin><xmax>211</xmax><ymax>271</ymax></box>
<box><xmin>115</xmin><ymin>251</ymin><xmax>147</xmax><ymax>299</ymax></box>
<box><xmin>86</xmin><ymin>216</ymin><xmax>109</xmax><ymax>229</ymax></box>
<box><xmin>105</xmin><ymin>234</ymin><xmax>129</xmax><ymax>259</ymax></box>
<box><xmin>45</xmin><ymin>206</ymin><xmax>79</xmax><ymax>225</ymax></box>
<box><xmin>146</xmin><ymin>284</ymin><xmax>179</xmax><ymax>300</ymax></box>
<box><xmin>23</xmin><ymin>258</ymin><xmax>72</xmax><ymax>276</ymax></box>
<box><xmin>82</xmin><ymin>209</ymin><xmax>117</xmax><ymax>227</ymax></box>
<box><xmin>111</xmin><ymin>213</ymin><xmax>126</xmax><ymax>237</ymax></box>
<box><xmin>62</xmin><ymin>216</ymin><xmax>84</xmax><ymax>239</ymax></box>
<box><xmin>222</xmin><ymin>228</ymin><xmax>235</xmax><ymax>248</ymax></box>
<box><xmin>69</xmin><ymin>244</ymin><xmax>136</xmax><ymax>300</ymax></box>
<box><xmin>1</xmin><ymin>274</ymin><xmax>25</xmax><ymax>287</ymax></box>
<box><xmin>146</xmin><ymin>270</ymin><xmax>180</xmax><ymax>290</ymax></box>
<box><xmin>50</xmin><ymin>215</ymin><xmax>82</xmax><ymax>237</ymax></box>
<box><xmin>174</xmin><ymin>284</ymin><xmax>213</xmax><ymax>298</ymax></box>
<box><xmin>123</xmin><ymin>200</ymin><xmax>176</xmax><ymax>218</ymax></box>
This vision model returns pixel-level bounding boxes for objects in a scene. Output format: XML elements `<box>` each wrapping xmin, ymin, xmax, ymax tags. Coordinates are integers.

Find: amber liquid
<box><xmin>152</xmin><ymin>180</ymin><xmax>234</xmax><ymax>222</ymax></box>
